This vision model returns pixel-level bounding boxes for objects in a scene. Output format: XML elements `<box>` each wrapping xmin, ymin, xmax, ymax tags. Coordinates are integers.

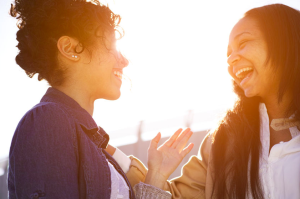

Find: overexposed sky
<box><xmin>1</xmin><ymin>0</ymin><xmax>300</xmax><ymax>159</ymax></box>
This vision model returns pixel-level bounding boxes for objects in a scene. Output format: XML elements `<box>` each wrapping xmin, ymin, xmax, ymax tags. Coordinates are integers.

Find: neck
<box><xmin>54</xmin><ymin>84</ymin><xmax>95</xmax><ymax>116</ymax></box>
<box><xmin>263</xmin><ymin>92</ymin><xmax>293</xmax><ymax>121</ymax></box>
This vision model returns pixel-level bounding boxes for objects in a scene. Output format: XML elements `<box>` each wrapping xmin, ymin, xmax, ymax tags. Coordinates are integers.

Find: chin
<box><xmin>106</xmin><ymin>91</ymin><xmax>121</xmax><ymax>100</ymax></box>
<box><xmin>243</xmin><ymin>89</ymin><xmax>257</xmax><ymax>98</ymax></box>
<box><xmin>111</xmin><ymin>95</ymin><xmax>121</xmax><ymax>100</ymax></box>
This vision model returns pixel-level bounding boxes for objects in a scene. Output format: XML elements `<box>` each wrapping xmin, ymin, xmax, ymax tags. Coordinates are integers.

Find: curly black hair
<box><xmin>10</xmin><ymin>0</ymin><xmax>122</xmax><ymax>86</ymax></box>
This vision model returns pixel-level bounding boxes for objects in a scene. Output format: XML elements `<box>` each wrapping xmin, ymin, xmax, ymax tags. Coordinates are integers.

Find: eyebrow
<box><xmin>233</xmin><ymin>31</ymin><xmax>252</xmax><ymax>40</ymax></box>
<box><xmin>227</xmin><ymin>31</ymin><xmax>252</xmax><ymax>57</ymax></box>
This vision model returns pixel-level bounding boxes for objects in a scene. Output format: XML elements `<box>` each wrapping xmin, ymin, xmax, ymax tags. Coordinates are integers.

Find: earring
<box><xmin>72</xmin><ymin>55</ymin><xmax>78</xmax><ymax>58</ymax></box>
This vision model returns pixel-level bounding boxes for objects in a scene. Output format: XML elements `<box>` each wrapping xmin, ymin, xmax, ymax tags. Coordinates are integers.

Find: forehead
<box><xmin>94</xmin><ymin>30</ymin><xmax>116</xmax><ymax>44</ymax></box>
<box><xmin>229</xmin><ymin>17</ymin><xmax>262</xmax><ymax>43</ymax></box>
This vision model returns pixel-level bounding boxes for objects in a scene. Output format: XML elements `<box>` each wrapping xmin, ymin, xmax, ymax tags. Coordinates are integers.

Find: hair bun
<box><xmin>11</xmin><ymin>0</ymin><xmax>66</xmax><ymax>29</ymax></box>
<box><xmin>10</xmin><ymin>0</ymin><xmax>121</xmax><ymax>86</ymax></box>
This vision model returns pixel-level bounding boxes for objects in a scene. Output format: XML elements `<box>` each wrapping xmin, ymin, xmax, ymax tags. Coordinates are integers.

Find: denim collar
<box><xmin>41</xmin><ymin>87</ymin><xmax>109</xmax><ymax>149</ymax></box>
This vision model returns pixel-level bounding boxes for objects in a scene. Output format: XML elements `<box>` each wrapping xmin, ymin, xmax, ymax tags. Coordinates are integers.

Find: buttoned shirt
<box><xmin>255</xmin><ymin>103</ymin><xmax>300</xmax><ymax>199</ymax></box>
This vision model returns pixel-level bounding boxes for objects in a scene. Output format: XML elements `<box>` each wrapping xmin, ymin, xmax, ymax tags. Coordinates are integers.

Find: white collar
<box><xmin>259</xmin><ymin>103</ymin><xmax>300</xmax><ymax>160</ymax></box>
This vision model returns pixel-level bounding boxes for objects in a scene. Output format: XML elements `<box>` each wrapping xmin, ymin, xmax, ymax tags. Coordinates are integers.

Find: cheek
<box><xmin>265</xmin><ymin>67</ymin><xmax>280</xmax><ymax>86</ymax></box>
<box><xmin>251</xmin><ymin>43</ymin><xmax>268</xmax><ymax>67</ymax></box>
<box><xmin>228</xmin><ymin>65</ymin><xmax>236</xmax><ymax>79</ymax></box>
<box><xmin>241</xmin><ymin>45</ymin><xmax>258</xmax><ymax>61</ymax></box>
<box><xmin>227</xmin><ymin>65</ymin><xmax>242</xmax><ymax>86</ymax></box>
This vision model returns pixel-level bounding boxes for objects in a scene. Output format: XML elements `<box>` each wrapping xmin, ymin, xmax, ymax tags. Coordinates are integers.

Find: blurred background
<box><xmin>1</xmin><ymin>0</ymin><xmax>300</xmax><ymax>198</ymax></box>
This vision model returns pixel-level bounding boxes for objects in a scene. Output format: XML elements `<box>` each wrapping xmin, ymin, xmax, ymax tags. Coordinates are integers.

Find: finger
<box><xmin>164</xmin><ymin>128</ymin><xmax>182</xmax><ymax>147</ymax></box>
<box><xmin>180</xmin><ymin>143</ymin><xmax>194</xmax><ymax>158</ymax></box>
<box><xmin>175</xmin><ymin>130</ymin><xmax>193</xmax><ymax>151</ymax></box>
<box><xmin>171</xmin><ymin>128</ymin><xmax>191</xmax><ymax>149</ymax></box>
<box><xmin>149</xmin><ymin>132</ymin><xmax>161</xmax><ymax>150</ymax></box>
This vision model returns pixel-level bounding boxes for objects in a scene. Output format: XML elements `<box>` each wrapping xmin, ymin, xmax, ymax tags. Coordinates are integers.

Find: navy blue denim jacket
<box><xmin>8</xmin><ymin>87</ymin><xmax>135</xmax><ymax>199</ymax></box>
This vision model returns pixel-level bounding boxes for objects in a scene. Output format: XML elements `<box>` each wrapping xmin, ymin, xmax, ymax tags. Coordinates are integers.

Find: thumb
<box><xmin>149</xmin><ymin>132</ymin><xmax>161</xmax><ymax>150</ymax></box>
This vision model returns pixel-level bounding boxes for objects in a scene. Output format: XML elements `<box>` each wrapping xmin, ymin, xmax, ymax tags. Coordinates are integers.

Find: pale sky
<box><xmin>1</xmin><ymin>0</ymin><xmax>300</xmax><ymax>159</ymax></box>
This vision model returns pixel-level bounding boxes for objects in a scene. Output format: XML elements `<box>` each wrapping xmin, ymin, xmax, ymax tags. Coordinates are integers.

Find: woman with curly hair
<box><xmin>121</xmin><ymin>4</ymin><xmax>300</xmax><ymax>199</ymax></box>
<box><xmin>8</xmin><ymin>0</ymin><xmax>194</xmax><ymax>198</ymax></box>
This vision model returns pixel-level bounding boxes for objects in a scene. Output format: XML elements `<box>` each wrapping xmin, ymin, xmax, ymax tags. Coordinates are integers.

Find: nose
<box><xmin>117</xmin><ymin>51</ymin><xmax>129</xmax><ymax>68</ymax></box>
<box><xmin>120</xmin><ymin>53</ymin><xmax>129</xmax><ymax>68</ymax></box>
<box><xmin>227</xmin><ymin>52</ymin><xmax>240</xmax><ymax>66</ymax></box>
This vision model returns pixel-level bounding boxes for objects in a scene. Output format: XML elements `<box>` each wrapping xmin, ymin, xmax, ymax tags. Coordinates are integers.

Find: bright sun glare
<box><xmin>1</xmin><ymin>0</ymin><xmax>300</xmax><ymax>158</ymax></box>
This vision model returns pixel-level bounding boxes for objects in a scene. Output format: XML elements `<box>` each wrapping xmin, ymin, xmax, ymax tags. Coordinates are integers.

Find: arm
<box><xmin>133</xmin><ymin>182</ymin><xmax>172</xmax><ymax>199</ymax></box>
<box><xmin>130</xmin><ymin>128</ymin><xmax>195</xmax><ymax>199</ymax></box>
<box><xmin>107</xmin><ymin>147</ymin><xmax>173</xmax><ymax>199</ymax></box>
<box><xmin>106</xmin><ymin>128</ymin><xmax>194</xmax><ymax>187</ymax></box>
<box><xmin>109</xmin><ymin>128</ymin><xmax>194</xmax><ymax>186</ymax></box>
<box><xmin>167</xmin><ymin>133</ymin><xmax>212</xmax><ymax>199</ymax></box>
<box><xmin>109</xmin><ymin>128</ymin><xmax>195</xmax><ymax>198</ymax></box>
<box><xmin>105</xmin><ymin>145</ymin><xmax>148</xmax><ymax>186</ymax></box>
<box><xmin>144</xmin><ymin>129</ymin><xmax>194</xmax><ymax>189</ymax></box>
<box><xmin>126</xmin><ymin>133</ymin><xmax>212</xmax><ymax>199</ymax></box>
<box><xmin>105</xmin><ymin>144</ymin><xmax>116</xmax><ymax>156</ymax></box>
<box><xmin>8</xmin><ymin>104</ymin><xmax>80</xmax><ymax>199</ymax></box>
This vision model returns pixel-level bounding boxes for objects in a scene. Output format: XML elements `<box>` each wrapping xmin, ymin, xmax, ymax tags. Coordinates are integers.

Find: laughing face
<box><xmin>227</xmin><ymin>17</ymin><xmax>280</xmax><ymax>99</ymax></box>
<box><xmin>80</xmin><ymin>31</ymin><xmax>128</xmax><ymax>100</ymax></box>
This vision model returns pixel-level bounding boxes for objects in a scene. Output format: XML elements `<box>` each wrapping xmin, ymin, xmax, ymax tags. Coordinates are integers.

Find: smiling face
<box><xmin>79</xmin><ymin>32</ymin><xmax>128</xmax><ymax>100</ymax></box>
<box><xmin>227</xmin><ymin>17</ymin><xmax>281</xmax><ymax>99</ymax></box>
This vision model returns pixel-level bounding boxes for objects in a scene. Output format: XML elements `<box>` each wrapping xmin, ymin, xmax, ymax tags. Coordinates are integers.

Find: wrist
<box><xmin>144</xmin><ymin>170</ymin><xmax>168</xmax><ymax>190</ymax></box>
<box><xmin>105</xmin><ymin>144</ymin><xmax>116</xmax><ymax>156</ymax></box>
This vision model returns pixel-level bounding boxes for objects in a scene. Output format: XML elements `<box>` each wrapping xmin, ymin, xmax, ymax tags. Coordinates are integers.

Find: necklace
<box><xmin>270</xmin><ymin>118</ymin><xmax>300</xmax><ymax>131</ymax></box>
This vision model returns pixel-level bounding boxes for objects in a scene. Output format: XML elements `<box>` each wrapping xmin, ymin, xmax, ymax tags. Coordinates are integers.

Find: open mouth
<box><xmin>113</xmin><ymin>71</ymin><xmax>122</xmax><ymax>80</ymax></box>
<box><xmin>235</xmin><ymin>67</ymin><xmax>253</xmax><ymax>82</ymax></box>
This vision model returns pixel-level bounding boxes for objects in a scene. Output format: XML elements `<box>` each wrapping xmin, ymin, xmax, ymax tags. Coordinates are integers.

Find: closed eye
<box><xmin>239</xmin><ymin>40</ymin><xmax>248</xmax><ymax>49</ymax></box>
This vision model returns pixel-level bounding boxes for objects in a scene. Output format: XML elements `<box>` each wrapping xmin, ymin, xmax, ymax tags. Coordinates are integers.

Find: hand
<box><xmin>145</xmin><ymin>128</ymin><xmax>194</xmax><ymax>189</ymax></box>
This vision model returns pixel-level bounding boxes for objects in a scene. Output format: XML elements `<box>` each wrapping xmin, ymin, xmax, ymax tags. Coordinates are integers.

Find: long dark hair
<box><xmin>211</xmin><ymin>4</ymin><xmax>300</xmax><ymax>199</ymax></box>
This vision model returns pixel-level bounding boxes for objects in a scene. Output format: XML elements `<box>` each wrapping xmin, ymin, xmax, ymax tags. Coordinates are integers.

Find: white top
<box><xmin>113</xmin><ymin>148</ymin><xmax>132</xmax><ymax>173</ymax></box>
<box><xmin>251</xmin><ymin>103</ymin><xmax>300</xmax><ymax>199</ymax></box>
<box><xmin>114</xmin><ymin>104</ymin><xmax>300</xmax><ymax>198</ymax></box>
<box><xmin>108</xmin><ymin>148</ymin><xmax>131</xmax><ymax>199</ymax></box>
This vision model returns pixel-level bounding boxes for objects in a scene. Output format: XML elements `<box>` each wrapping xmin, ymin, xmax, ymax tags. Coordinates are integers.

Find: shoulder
<box><xmin>11</xmin><ymin>102</ymin><xmax>76</xmax><ymax>153</ymax></box>
<box><xmin>197</xmin><ymin>132</ymin><xmax>213</xmax><ymax>164</ymax></box>
<box><xmin>18</xmin><ymin>101</ymin><xmax>74</xmax><ymax>130</ymax></box>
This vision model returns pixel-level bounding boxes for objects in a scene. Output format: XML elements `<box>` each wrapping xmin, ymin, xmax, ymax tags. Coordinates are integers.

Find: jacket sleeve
<box><xmin>133</xmin><ymin>182</ymin><xmax>172</xmax><ymax>199</ymax></box>
<box><xmin>125</xmin><ymin>133</ymin><xmax>212</xmax><ymax>199</ymax></box>
<box><xmin>8</xmin><ymin>104</ymin><xmax>80</xmax><ymax>199</ymax></box>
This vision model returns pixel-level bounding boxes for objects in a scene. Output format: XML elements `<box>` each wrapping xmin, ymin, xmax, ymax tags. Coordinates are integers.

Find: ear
<box><xmin>57</xmin><ymin>36</ymin><xmax>80</xmax><ymax>61</ymax></box>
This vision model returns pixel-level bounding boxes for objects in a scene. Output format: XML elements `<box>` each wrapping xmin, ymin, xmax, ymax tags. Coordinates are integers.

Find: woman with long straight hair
<box><xmin>120</xmin><ymin>4</ymin><xmax>300</xmax><ymax>199</ymax></box>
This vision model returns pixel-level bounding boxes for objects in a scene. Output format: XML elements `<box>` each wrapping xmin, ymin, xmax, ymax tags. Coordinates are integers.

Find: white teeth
<box><xmin>114</xmin><ymin>71</ymin><xmax>122</xmax><ymax>79</ymax></box>
<box><xmin>235</xmin><ymin>67</ymin><xmax>253</xmax><ymax>78</ymax></box>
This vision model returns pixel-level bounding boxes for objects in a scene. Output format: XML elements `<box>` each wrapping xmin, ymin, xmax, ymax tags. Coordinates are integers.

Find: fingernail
<box><xmin>156</xmin><ymin>132</ymin><xmax>161</xmax><ymax>138</ymax></box>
